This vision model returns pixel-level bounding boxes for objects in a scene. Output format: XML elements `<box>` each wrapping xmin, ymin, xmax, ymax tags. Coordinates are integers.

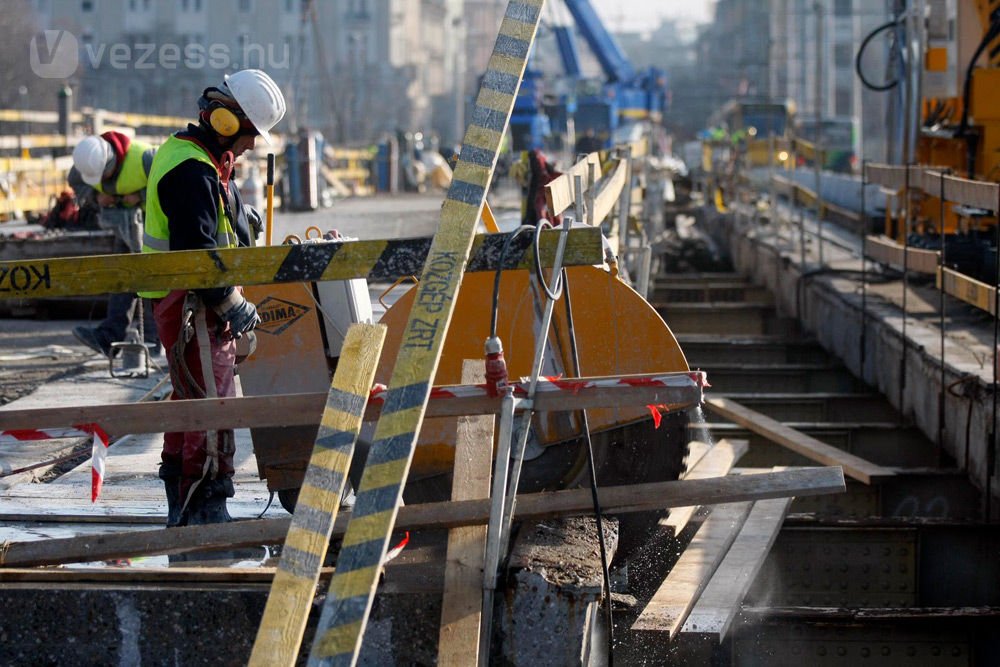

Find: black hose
<box><xmin>490</xmin><ymin>225</ymin><xmax>536</xmax><ymax>339</ymax></box>
<box><xmin>561</xmin><ymin>267</ymin><xmax>615</xmax><ymax>663</ymax></box>
<box><xmin>534</xmin><ymin>220</ymin><xmax>565</xmax><ymax>301</ymax></box>
<box><xmin>855</xmin><ymin>18</ymin><xmax>902</xmax><ymax>92</ymax></box>
<box><xmin>959</xmin><ymin>18</ymin><xmax>1000</xmax><ymax>176</ymax></box>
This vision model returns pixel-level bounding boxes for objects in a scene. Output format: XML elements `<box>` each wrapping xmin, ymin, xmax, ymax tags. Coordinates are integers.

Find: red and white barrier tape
<box><xmin>1</xmin><ymin>371</ymin><xmax>708</xmax><ymax>501</ymax></box>
<box><xmin>370</xmin><ymin>370</ymin><xmax>708</xmax><ymax>403</ymax></box>
<box><xmin>0</xmin><ymin>423</ymin><xmax>110</xmax><ymax>502</ymax></box>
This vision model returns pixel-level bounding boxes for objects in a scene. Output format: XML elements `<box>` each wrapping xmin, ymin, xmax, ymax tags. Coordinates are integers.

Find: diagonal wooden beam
<box><xmin>307</xmin><ymin>2</ymin><xmax>546</xmax><ymax>664</ymax></box>
<box><xmin>704</xmin><ymin>396</ymin><xmax>894</xmax><ymax>484</ymax></box>
<box><xmin>249</xmin><ymin>323</ymin><xmax>386</xmax><ymax>667</ymax></box>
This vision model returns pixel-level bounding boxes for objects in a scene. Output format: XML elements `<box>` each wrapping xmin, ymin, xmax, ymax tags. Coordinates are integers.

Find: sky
<box><xmin>589</xmin><ymin>0</ymin><xmax>715</xmax><ymax>32</ymax></box>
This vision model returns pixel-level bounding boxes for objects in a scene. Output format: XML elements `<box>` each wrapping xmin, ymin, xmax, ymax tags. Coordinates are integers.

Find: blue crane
<box><xmin>508</xmin><ymin>0</ymin><xmax>669</xmax><ymax>152</ymax></box>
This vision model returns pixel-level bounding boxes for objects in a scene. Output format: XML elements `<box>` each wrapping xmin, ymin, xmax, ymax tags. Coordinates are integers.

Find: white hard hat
<box><xmin>72</xmin><ymin>136</ymin><xmax>114</xmax><ymax>186</ymax></box>
<box><xmin>223</xmin><ymin>69</ymin><xmax>286</xmax><ymax>144</ymax></box>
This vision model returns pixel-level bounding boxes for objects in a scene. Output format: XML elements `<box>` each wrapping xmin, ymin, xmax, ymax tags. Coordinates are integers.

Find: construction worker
<box><xmin>68</xmin><ymin>132</ymin><xmax>159</xmax><ymax>357</ymax></box>
<box><xmin>139</xmin><ymin>69</ymin><xmax>285</xmax><ymax>526</ymax></box>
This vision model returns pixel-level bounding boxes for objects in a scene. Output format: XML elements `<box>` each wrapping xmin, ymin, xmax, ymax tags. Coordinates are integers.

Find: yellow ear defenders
<box><xmin>208</xmin><ymin>104</ymin><xmax>241</xmax><ymax>137</ymax></box>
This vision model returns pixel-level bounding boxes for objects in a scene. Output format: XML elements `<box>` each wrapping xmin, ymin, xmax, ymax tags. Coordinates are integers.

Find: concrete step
<box><xmin>697</xmin><ymin>364</ymin><xmax>869</xmax><ymax>393</ymax></box>
<box><xmin>696</xmin><ymin>422</ymin><xmax>936</xmax><ymax>468</ymax></box>
<box><xmin>677</xmin><ymin>335</ymin><xmax>832</xmax><ymax>365</ymax></box>
<box><xmin>651</xmin><ymin>283</ymin><xmax>773</xmax><ymax>304</ymax></box>
<box><xmin>656</xmin><ymin>302</ymin><xmax>796</xmax><ymax>336</ymax></box>
<box><xmin>652</xmin><ymin>272</ymin><xmax>747</xmax><ymax>285</ymax></box>
<box><xmin>710</xmin><ymin>393</ymin><xmax>901</xmax><ymax>423</ymax></box>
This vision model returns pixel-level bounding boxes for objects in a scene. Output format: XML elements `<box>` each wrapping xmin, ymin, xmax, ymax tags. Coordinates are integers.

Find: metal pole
<box><xmin>900</xmin><ymin>164</ymin><xmax>911</xmax><ymax>411</ymax></box>
<box><xmin>860</xmin><ymin>159</ymin><xmax>868</xmax><ymax>379</ymax></box>
<box><xmin>988</xmin><ymin>188</ymin><xmax>1000</xmax><ymax>521</ymax></box>
<box><xmin>814</xmin><ymin>0</ymin><xmax>825</xmax><ymax>267</ymax></box>
<box><xmin>938</xmin><ymin>171</ymin><xmax>948</xmax><ymax>453</ymax></box>
<box><xmin>479</xmin><ymin>388</ymin><xmax>519</xmax><ymax>667</ymax></box>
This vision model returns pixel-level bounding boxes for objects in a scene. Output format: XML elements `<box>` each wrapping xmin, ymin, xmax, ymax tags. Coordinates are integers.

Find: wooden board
<box><xmin>864</xmin><ymin>235</ymin><xmax>940</xmax><ymax>274</ymax></box>
<box><xmin>590</xmin><ymin>157</ymin><xmax>629</xmax><ymax>225</ymax></box>
<box><xmin>938</xmin><ymin>266</ymin><xmax>997</xmax><ymax>316</ymax></box>
<box><xmin>0</xmin><ymin>228</ymin><xmax>601</xmax><ymax>300</ymax></box>
<box><xmin>437</xmin><ymin>362</ymin><xmax>494</xmax><ymax>667</ymax></box>
<box><xmin>662</xmin><ymin>439</ymin><xmax>748</xmax><ymax>536</ymax></box>
<box><xmin>544</xmin><ymin>152</ymin><xmax>602</xmax><ymax>216</ymax></box>
<box><xmin>0</xmin><ymin>372</ymin><xmax>704</xmax><ymax>441</ymax></box>
<box><xmin>308</xmin><ymin>4</ymin><xmax>545</xmax><ymax>664</ymax></box>
<box><xmin>704</xmin><ymin>397</ymin><xmax>892</xmax><ymax>484</ymax></box>
<box><xmin>0</xmin><ymin>467</ymin><xmax>845</xmax><ymax>568</ymax></box>
<box><xmin>680</xmin><ymin>495</ymin><xmax>793</xmax><ymax>640</ymax></box>
<box><xmin>250</xmin><ymin>324</ymin><xmax>386</xmax><ymax>667</ymax></box>
<box><xmin>633</xmin><ymin>502</ymin><xmax>752</xmax><ymax>637</ymax></box>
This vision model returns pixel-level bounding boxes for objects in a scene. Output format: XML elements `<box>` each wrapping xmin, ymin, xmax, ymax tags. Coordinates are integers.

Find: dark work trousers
<box><xmin>153</xmin><ymin>290</ymin><xmax>237</xmax><ymax>500</ymax></box>
<box><xmin>96</xmin><ymin>291</ymin><xmax>159</xmax><ymax>347</ymax></box>
<box><xmin>95</xmin><ymin>207</ymin><xmax>158</xmax><ymax>347</ymax></box>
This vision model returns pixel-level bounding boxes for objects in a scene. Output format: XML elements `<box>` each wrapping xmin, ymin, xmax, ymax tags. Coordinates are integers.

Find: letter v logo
<box><xmin>30</xmin><ymin>30</ymin><xmax>79</xmax><ymax>79</ymax></box>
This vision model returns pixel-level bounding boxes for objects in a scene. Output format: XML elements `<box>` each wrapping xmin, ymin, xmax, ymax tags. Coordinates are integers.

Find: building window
<box><xmin>835</xmin><ymin>87</ymin><xmax>852</xmax><ymax>116</ymax></box>
<box><xmin>834</xmin><ymin>43</ymin><xmax>852</xmax><ymax>67</ymax></box>
<box><xmin>238</xmin><ymin>0</ymin><xmax>251</xmax><ymax>12</ymax></box>
<box><xmin>82</xmin><ymin>0</ymin><xmax>93</xmax><ymax>10</ymax></box>
<box><xmin>834</xmin><ymin>0</ymin><xmax>852</xmax><ymax>17</ymax></box>
<box><xmin>349</xmin><ymin>0</ymin><xmax>368</xmax><ymax>17</ymax></box>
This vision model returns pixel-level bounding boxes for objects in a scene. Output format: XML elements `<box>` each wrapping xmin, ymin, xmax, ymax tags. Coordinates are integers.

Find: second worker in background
<box><xmin>139</xmin><ymin>69</ymin><xmax>285</xmax><ymax>526</ymax></box>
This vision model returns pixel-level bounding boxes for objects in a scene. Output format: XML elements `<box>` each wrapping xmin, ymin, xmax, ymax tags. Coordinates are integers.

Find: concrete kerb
<box><xmin>707</xmin><ymin>205</ymin><xmax>997</xmax><ymax>509</ymax></box>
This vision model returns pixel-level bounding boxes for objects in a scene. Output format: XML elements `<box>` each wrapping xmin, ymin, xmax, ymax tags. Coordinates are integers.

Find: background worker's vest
<box><xmin>96</xmin><ymin>141</ymin><xmax>155</xmax><ymax>204</ymax></box>
<box><xmin>139</xmin><ymin>135</ymin><xmax>237</xmax><ymax>298</ymax></box>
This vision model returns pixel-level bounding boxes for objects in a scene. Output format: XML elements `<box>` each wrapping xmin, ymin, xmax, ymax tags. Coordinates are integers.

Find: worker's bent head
<box><xmin>197</xmin><ymin>69</ymin><xmax>286</xmax><ymax>147</ymax></box>
<box><xmin>72</xmin><ymin>135</ymin><xmax>115</xmax><ymax>186</ymax></box>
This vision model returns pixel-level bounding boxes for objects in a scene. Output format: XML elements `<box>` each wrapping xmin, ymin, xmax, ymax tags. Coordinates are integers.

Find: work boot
<box><xmin>72</xmin><ymin>326</ymin><xmax>111</xmax><ymax>357</ymax></box>
<box><xmin>186</xmin><ymin>477</ymin><xmax>235</xmax><ymax>525</ymax></box>
<box><xmin>158</xmin><ymin>463</ymin><xmax>185</xmax><ymax>527</ymax></box>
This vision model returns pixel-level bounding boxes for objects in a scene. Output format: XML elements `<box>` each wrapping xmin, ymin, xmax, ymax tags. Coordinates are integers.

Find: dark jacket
<box><xmin>158</xmin><ymin>124</ymin><xmax>255</xmax><ymax>307</ymax></box>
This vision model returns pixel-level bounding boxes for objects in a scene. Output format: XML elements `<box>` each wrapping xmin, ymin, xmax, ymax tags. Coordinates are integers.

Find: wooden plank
<box><xmin>864</xmin><ymin>234</ymin><xmax>940</xmax><ymax>274</ymax></box>
<box><xmin>0</xmin><ymin>372</ymin><xmax>704</xmax><ymax>442</ymax></box>
<box><xmin>704</xmin><ymin>397</ymin><xmax>893</xmax><ymax>484</ymax></box>
<box><xmin>680</xmin><ymin>496</ymin><xmax>793</xmax><ymax>640</ymax></box>
<box><xmin>938</xmin><ymin>266</ymin><xmax>997</xmax><ymax>316</ymax></box>
<box><xmin>942</xmin><ymin>174</ymin><xmax>1000</xmax><ymax>211</ymax></box>
<box><xmin>662</xmin><ymin>439</ymin><xmax>748</xmax><ymax>535</ymax></box>
<box><xmin>249</xmin><ymin>324</ymin><xmax>386</xmax><ymax>667</ymax></box>
<box><xmin>632</xmin><ymin>502</ymin><xmax>753</xmax><ymax>637</ymax></box>
<box><xmin>437</xmin><ymin>362</ymin><xmax>493</xmax><ymax>667</ymax></box>
<box><xmin>590</xmin><ymin>158</ymin><xmax>628</xmax><ymax>225</ymax></box>
<box><xmin>308</xmin><ymin>4</ymin><xmax>544</xmax><ymax>664</ymax></box>
<box><xmin>0</xmin><ymin>467</ymin><xmax>845</xmax><ymax>568</ymax></box>
<box><xmin>544</xmin><ymin>151</ymin><xmax>602</xmax><ymax>216</ymax></box>
<box><xmin>0</xmin><ymin>228</ymin><xmax>601</xmax><ymax>300</ymax></box>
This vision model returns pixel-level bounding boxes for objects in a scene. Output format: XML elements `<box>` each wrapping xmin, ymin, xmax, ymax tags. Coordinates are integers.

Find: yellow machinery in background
<box><xmin>899</xmin><ymin>1</ymin><xmax>1000</xmax><ymax>243</ymax></box>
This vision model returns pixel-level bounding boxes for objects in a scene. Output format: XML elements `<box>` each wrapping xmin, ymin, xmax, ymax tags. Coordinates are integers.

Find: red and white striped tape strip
<box><xmin>369</xmin><ymin>370</ymin><xmax>709</xmax><ymax>403</ymax></box>
<box><xmin>0</xmin><ymin>423</ymin><xmax>110</xmax><ymax>502</ymax></box>
<box><xmin>0</xmin><ymin>371</ymin><xmax>708</xmax><ymax>502</ymax></box>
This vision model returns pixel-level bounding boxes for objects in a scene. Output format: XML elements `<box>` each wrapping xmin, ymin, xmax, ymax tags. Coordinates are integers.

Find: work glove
<box><xmin>214</xmin><ymin>291</ymin><xmax>261</xmax><ymax>337</ymax></box>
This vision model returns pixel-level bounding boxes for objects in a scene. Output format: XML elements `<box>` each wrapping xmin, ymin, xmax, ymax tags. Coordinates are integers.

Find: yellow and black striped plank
<box><xmin>249</xmin><ymin>323</ymin><xmax>386</xmax><ymax>667</ymax></box>
<box><xmin>0</xmin><ymin>228</ymin><xmax>601</xmax><ymax>300</ymax></box>
<box><xmin>307</xmin><ymin>2</ymin><xmax>545</xmax><ymax>665</ymax></box>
